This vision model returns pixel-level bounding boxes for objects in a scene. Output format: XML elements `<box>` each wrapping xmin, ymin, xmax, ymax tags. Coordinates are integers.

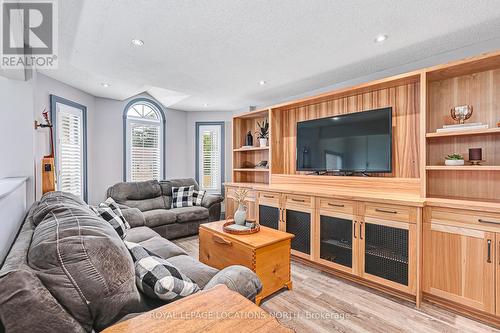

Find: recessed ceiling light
<box><xmin>101</xmin><ymin>83</ymin><xmax>110</xmax><ymax>87</ymax></box>
<box><xmin>259</xmin><ymin>80</ymin><xmax>267</xmax><ymax>85</ymax></box>
<box><xmin>203</xmin><ymin>103</ymin><xmax>209</xmax><ymax>107</ymax></box>
<box><xmin>374</xmin><ymin>34</ymin><xmax>388</xmax><ymax>43</ymax></box>
<box><xmin>131</xmin><ymin>39</ymin><xmax>144</xmax><ymax>46</ymax></box>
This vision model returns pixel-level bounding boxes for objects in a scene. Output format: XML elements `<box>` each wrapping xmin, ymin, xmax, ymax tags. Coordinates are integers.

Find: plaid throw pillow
<box><xmin>94</xmin><ymin>206</ymin><xmax>128</xmax><ymax>239</ymax></box>
<box><xmin>172</xmin><ymin>186</ymin><xmax>195</xmax><ymax>208</ymax></box>
<box><xmin>99</xmin><ymin>197</ymin><xmax>131</xmax><ymax>230</ymax></box>
<box><xmin>124</xmin><ymin>241</ymin><xmax>200</xmax><ymax>301</ymax></box>
<box><xmin>192</xmin><ymin>189</ymin><xmax>206</xmax><ymax>206</ymax></box>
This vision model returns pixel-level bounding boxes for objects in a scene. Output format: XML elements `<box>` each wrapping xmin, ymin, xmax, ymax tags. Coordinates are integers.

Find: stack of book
<box><xmin>436</xmin><ymin>122</ymin><xmax>489</xmax><ymax>133</ymax></box>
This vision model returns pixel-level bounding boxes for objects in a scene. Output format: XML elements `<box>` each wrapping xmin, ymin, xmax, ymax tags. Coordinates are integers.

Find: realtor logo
<box><xmin>1</xmin><ymin>0</ymin><xmax>58</xmax><ymax>69</ymax></box>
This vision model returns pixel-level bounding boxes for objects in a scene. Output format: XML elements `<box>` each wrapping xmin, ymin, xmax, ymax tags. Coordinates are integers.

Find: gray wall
<box><xmin>91</xmin><ymin>94</ymin><xmax>189</xmax><ymax>203</ymax></box>
<box><xmin>0</xmin><ymin>75</ymin><xmax>35</xmax><ymax>205</ymax></box>
<box><xmin>34</xmin><ymin>73</ymin><xmax>97</xmax><ymax>201</ymax></box>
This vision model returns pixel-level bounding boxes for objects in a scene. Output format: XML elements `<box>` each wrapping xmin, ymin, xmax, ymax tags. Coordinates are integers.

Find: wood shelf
<box><xmin>233</xmin><ymin>147</ymin><xmax>269</xmax><ymax>152</ymax></box>
<box><xmin>233</xmin><ymin>168</ymin><xmax>270</xmax><ymax>172</ymax></box>
<box><xmin>426</xmin><ymin>165</ymin><xmax>500</xmax><ymax>171</ymax></box>
<box><xmin>426</xmin><ymin>127</ymin><xmax>500</xmax><ymax>138</ymax></box>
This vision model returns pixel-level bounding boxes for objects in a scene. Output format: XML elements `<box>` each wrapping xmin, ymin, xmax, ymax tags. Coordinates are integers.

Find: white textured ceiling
<box><xmin>39</xmin><ymin>0</ymin><xmax>500</xmax><ymax>111</ymax></box>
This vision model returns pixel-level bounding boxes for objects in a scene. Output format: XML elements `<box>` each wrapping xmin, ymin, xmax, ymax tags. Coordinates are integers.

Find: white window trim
<box><xmin>195</xmin><ymin>122</ymin><xmax>225</xmax><ymax>195</ymax></box>
<box><xmin>50</xmin><ymin>95</ymin><xmax>88</xmax><ymax>201</ymax></box>
<box><xmin>124</xmin><ymin>99</ymin><xmax>165</xmax><ymax>182</ymax></box>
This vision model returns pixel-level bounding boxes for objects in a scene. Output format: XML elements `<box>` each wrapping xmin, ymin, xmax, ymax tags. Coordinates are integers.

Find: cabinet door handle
<box><xmin>328</xmin><ymin>203</ymin><xmax>345</xmax><ymax>208</ymax></box>
<box><xmin>263</xmin><ymin>195</ymin><xmax>274</xmax><ymax>199</ymax></box>
<box><xmin>359</xmin><ymin>222</ymin><xmax>363</xmax><ymax>240</ymax></box>
<box><xmin>291</xmin><ymin>198</ymin><xmax>305</xmax><ymax>202</ymax></box>
<box><xmin>478</xmin><ymin>219</ymin><xmax>500</xmax><ymax>225</ymax></box>
<box><xmin>353</xmin><ymin>221</ymin><xmax>357</xmax><ymax>239</ymax></box>
<box><xmin>375</xmin><ymin>208</ymin><xmax>398</xmax><ymax>214</ymax></box>
<box><xmin>498</xmin><ymin>241</ymin><xmax>500</xmax><ymax>265</ymax></box>
<box><xmin>281</xmin><ymin>208</ymin><xmax>284</xmax><ymax>223</ymax></box>
<box><xmin>487</xmin><ymin>239</ymin><xmax>492</xmax><ymax>263</ymax></box>
<box><xmin>213</xmin><ymin>235</ymin><xmax>232</xmax><ymax>246</ymax></box>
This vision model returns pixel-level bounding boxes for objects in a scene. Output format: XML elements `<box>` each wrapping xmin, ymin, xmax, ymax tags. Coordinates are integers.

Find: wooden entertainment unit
<box><xmin>226</xmin><ymin>50</ymin><xmax>500</xmax><ymax>326</ymax></box>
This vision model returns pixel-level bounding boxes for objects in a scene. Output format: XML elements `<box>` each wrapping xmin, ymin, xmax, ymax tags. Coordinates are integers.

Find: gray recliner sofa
<box><xmin>106</xmin><ymin>178</ymin><xmax>223</xmax><ymax>240</ymax></box>
<box><xmin>0</xmin><ymin>191</ymin><xmax>262</xmax><ymax>333</ymax></box>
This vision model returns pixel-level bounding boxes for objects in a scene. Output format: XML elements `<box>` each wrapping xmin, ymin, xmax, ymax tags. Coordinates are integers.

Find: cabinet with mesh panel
<box><xmin>318</xmin><ymin>212</ymin><xmax>355</xmax><ymax>274</ymax></box>
<box><xmin>360</xmin><ymin>217</ymin><xmax>416</xmax><ymax>294</ymax></box>
<box><xmin>285</xmin><ymin>209</ymin><xmax>311</xmax><ymax>255</ymax></box>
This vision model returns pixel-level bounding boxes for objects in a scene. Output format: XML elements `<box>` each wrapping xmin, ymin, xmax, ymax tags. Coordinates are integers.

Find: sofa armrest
<box><xmin>201</xmin><ymin>194</ymin><xmax>223</xmax><ymax>209</ymax></box>
<box><xmin>121</xmin><ymin>208</ymin><xmax>145</xmax><ymax>228</ymax></box>
<box><xmin>203</xmin><ymin>265</ymin><xmax>262</xmax><ymax>301</ymax></box>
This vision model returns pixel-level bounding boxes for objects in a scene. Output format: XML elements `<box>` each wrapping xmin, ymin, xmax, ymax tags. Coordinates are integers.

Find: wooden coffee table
<box><xmin>199</xmin><ymin>220</ymin><xmax>294</xmax><ymax>305</ymax></box>
<box><xmin>103</xmin><ymin>285</ymin><xmax>291</xmax><ymax>333</ymax></box>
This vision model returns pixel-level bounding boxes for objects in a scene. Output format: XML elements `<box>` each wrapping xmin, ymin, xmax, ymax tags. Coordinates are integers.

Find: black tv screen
<box><xmin>296</xmin><ymin>107</ymin><xmax>392</xmax><ymax>173</ymax></box>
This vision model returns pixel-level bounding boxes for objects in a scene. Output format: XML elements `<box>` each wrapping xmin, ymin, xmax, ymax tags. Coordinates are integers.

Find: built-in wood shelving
<box><xmin>233</xmin><ymin>147</ymin><xmax>269</xmax><ymax>152</ymax></box>
<box><xmin>426</xmin><ymin>165</ymin><xmax>500</xmax><ymax>171</ymax></box>
<box><xmin>426</xmin><ymin>127</ymin><xmax>500</xmax><ymax>138</ymax></box>
<box><xmin>233</xmin><ymin>168</ymin><xmax>270</xmax><ymax>172</ymax></box>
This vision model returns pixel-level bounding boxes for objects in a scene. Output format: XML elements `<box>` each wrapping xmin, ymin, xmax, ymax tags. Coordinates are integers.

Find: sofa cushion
<box><xmin>123</xmin><ymin>226</ymin><xmax>160</xmax><ymax>243</ymax></box>
<box><xmin>124</xmin><ymin>227</ymin><xmax>187</xmax><ymax>259</ymax></box>
<box><xmin>27</xmin><ymin>192</ymin><xmax>140</xmax><ymax>332</ymax></box>
<box><xmin>143</xmin><ymin>209</ymin><xmax>177</xmax><ymax>227</ymax></box>
<box><xmin>108</xmin><ymin>180</ymin><xmax>162</xmax><ymax>201</ymax></box>
<box><xmin>107</xmin><ymin>181</ymin><xmax>167</xmax><ymax>211</ymax></box>
<box><xmin>159</xmin><ymin>178</ymin><xmax>199</xmax><ymax>197</ymax></box>
<box><xmin>125</xmin><ymin>242</ymin><xmax>200</xmax><ymax>302</ymax></box>
<box><xmin>167</xmin><ymin>255</ymin><xmax>218</xmax><ymax>288</ymax></box>
<box><xmin>0</xmin><ymin>270</ymin><xmax>86</xmax><ymax>333</ymax></box>
<box><xmin>170</xmin><ymin>206</ymin><xmax>209</xmax><ymax>223</ymax></box>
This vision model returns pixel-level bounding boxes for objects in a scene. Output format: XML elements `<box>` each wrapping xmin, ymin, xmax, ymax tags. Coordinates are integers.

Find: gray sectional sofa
<box><xmin>0</xmin><ymin>192</ymin><xmax>261</xmax><ymax>333</ymax></box>
<box><xmin>107</xmin><ymin>178</ymin><xmax>223</xmax><ymax>239</ymax></box>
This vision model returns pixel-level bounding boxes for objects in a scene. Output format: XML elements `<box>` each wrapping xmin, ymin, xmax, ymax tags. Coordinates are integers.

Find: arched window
<box><xmin>124</xmin><ymin>99</ymin><xmax>165</xmax><ymax>181</ymax></box>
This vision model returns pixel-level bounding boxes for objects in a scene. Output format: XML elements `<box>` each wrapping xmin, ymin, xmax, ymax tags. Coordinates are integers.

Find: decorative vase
<box><xmin>234</xmin><ymin>203</ymin><xmax>247</xmax><ymax>226</ymax></box>
<box><xmin>245</xmin><ymin>131</ymin><xmax>253</xmax><ymax>146</ymax></box>
<box><xmin>259</xmin><ymin>138</ymin><xmax>268</xmax><ymax>147</ymax></box>
<box><xmin>445</xmin><ymin>159</ymin><xmax>464</xmax><ymax>166</ymax></box>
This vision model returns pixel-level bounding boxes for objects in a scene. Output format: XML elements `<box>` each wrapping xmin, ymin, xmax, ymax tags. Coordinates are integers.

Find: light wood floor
<box><xmin>173</xmin><ymin>236</ymin><xmax>500</xmax><ymax>333</ymax></box>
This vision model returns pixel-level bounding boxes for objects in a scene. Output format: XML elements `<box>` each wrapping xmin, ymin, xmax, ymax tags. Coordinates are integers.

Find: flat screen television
<box><xmin>296</xmin><ymin>107</ymin><xmax>392</xmax><ymax>173</ymax></box>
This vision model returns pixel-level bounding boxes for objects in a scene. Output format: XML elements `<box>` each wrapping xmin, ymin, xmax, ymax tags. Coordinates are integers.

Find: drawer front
<box><xmin>199</xmin><ymin>229</ymin><xmax>254</xmax><ymax>271</ymax></box>
<box><xmin>258</xmin><ymin>191</ymin><xmax>281</xmax><ymax>207</ymax></box>
<box><xmin>318</xmin><ymin>198</ymin><xmax>354</xmax><ymax>215</ymax></box>
<box><xmin>430</xmin><ymin>207</ymin><xmax>500</xmax><ymax>229</ymax></box>
<box><xmin>284</xmin><ymin>194</ymin><xmax>312</xmax><ymax>209</ymax></box>
<box><xmin>364</xmin><ymin>203</ymin><xmax>413</xmax><ymax>223</ymax></box>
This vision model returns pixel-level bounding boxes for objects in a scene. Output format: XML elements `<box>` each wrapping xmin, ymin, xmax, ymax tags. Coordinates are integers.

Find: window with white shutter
<box><xmin>53</xmin><ymin>96</ymin><xmax>87</xmax><ymax>201</ymax></box>
<box><xmin>196</xmin><ymin>123</ymin><xmax>224</xmax><ymax>195</ymax></box>
<box><xmin>125</xmin><ymin>100</ymin><xmax>164</xmax><ymax>181</ymax></box>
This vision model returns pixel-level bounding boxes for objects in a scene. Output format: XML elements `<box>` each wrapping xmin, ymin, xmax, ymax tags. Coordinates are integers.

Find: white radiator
<box><xmin>0</xmin><ymin>177</ymin><xmax>27</xmax><ymax>265</ymax></box>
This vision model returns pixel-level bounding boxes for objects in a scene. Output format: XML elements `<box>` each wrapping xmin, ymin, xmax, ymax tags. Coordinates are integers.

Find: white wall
<box><xmin>0</xmin><ymin>75</ymin><xmax>35</xmax><ymax>205</ymax></box>
<box><xmin>34</xmin><ymin>73</ymin><xmax>97</xmax><ymax>201</ymax></box>
<box><xmin>91</xmin><ymin>94</ymin><xmax>190</xmax><ymax>204</ymax></box>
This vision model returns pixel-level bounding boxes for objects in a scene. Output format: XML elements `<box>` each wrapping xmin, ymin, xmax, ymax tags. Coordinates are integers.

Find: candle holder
<box><xmin>468</xmin><ymin>148</ymin><xmax>484</xmax><ymax>165</ymax></box>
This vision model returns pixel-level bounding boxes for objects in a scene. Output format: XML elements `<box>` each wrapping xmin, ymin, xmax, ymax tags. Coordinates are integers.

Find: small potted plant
<box><xmin>445</xmin><ymin>153</ymin><xmax>465</xmax><ymax>166</ymax></box>
<box><xmin>256</xmin><ymin>119</ymin><xmax>269</xmax><ymax>147</ymax></box>
<box><xmin>233</xmin><ymin>188</ymin><xmax>249</xmax><ymax>226</ymax></box>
